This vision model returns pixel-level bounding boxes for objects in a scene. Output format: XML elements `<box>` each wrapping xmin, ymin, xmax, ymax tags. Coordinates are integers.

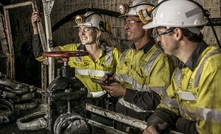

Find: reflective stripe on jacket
<box><xmin>59</xmin><ymin>43</ymin><xmax>121</xmax><ymax>96</ymax></box>
<box><xmin>32</xmin><ymin>35</ymin><xmax>121</xmax><ymax>98</ymax></box>
<box><xmin>161</xmin><ymin>45</ymin><xmax>221</xmax><ymax>133</ymax></box>
<box><xmin>115</xmin><ymin>44</ymin><xmax>174</xmax><ymax>120</ymax></box>
<box><xmin>115</xmin><ymin>45</ymin><xmax>172</xmax><ymax>94</ymax></box>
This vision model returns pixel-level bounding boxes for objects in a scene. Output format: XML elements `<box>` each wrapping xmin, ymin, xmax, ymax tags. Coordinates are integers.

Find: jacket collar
<box><xmin>77</xmin><ymin>43</ymin><xmax>107</xmax><ymax>55</ymax></box>
<box><xmin>178</xmin><ymin>41</ymin><xmax>208</xmax><ymax>71</ymax></box>
<box><xmin>131</xmin><ymin>38</ymin><xmax>156</xmax><ymax>54</ymax></box>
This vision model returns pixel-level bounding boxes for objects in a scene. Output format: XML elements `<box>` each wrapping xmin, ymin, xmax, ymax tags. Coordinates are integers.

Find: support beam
<box><xmin>87</xmin><ymin>119</ymin><xmax>126</xmax><ymax>134</ymax></box>
<box><xmin>42</xmin><ymin>0</ymin><xmax>55</xmax><ymax>84</ymax></box>
<box><xmin>86</xmin><ymin>103</ymin><xmax>183</xmax><ymax>134</ymax></box>
<box><xmin>3</xmin><ymin>1</ymin><xmax>36</xmax><ymax>79</ymax></box>
<box><xmin>86</xmin><ymin>103</ymin><xmax>147</xmax><ymax>130</ymax></box>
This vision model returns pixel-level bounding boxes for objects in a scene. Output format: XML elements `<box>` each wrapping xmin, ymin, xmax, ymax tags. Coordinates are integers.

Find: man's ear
<box><xmin>174</xmin><ymin>28</ymin><xmax>183</xmax><ymax>41</ymax></box>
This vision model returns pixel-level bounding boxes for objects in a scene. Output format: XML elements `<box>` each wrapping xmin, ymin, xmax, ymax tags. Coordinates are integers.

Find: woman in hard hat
<box><xmin>31</xmin><ymin>11</ymin><xmax>121</xmax><ymax>108</ymax></box>
<box><xmin>142</xmin><ymin>0</ymin><xmax>221</xmax><ymax>133</ymax></box>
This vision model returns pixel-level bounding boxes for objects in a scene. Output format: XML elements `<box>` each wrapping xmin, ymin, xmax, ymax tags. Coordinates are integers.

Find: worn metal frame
<box><xmin>3</xmin><ymin>1</ymin><xmax>48</xmax><ymax>94</ymax></box>
<box><xmin>42</xmin><ymin>0</ymin><xmax>55</xmax><ymax>84</ymax></box>
<box><xmin>86</xmin><ymin>103</ymin><xmax>183</xmax><ymax>134</ymax></box>
<box><xmin>87</xmin><ymin>119</ymin><xmax>126</xmax><ymax>134</ymax></box>
<box><xmin>3</xmin><ymin>1</ymin><xmax>35</xmax><ymax>80</ymax></box>
<box><xmin>0</xmin><ymin>12</ymin><xmax>9</xmax><ymax>75</ymax></box>
<box><xmin>3</xmin><ymin>1</ymin><xmax>39</xmax><ymax>79</ymax></box>
<box><xmin>86</xmin><ymin>103</ymin><xmax>147</xmax><ymax>130</ymax></box>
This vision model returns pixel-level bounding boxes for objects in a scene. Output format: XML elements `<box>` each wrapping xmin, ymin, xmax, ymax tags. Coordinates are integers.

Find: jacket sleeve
<box><xmin>32</xmin><ymin>34</ymin><xmax>43</xmax><ymax>58</ymax></box>
<box><xmin>146</xmin><ymin>108</ymin><xmax>179</xmax><ymax>133</ymax></box>
<box><xmin>124</xmin><ymin>89</ymin><xmax>161</xmax><ymax>110</ymax></box>
<box><xmin>175</xmin><ymin>118</ymin><xmax>197</xmax><ymax>134</ymax></box>
<box><xmin>192</xmin><ymin>57</ymin><xmax>221</xmax><ymax>133</ymax></box>
<box><xmin>120</xmin><ymin>53</ymin><xmax>174</xmax><ymax>118</ymax></box>
<box><xmin>123</xmin><ymin>54</ymin><xmax>174</xmax><ymax>110</ymax></box>
<box><xmin>148</xmin><ymin>54</ymin><xmax>175</xmax><ymax>91</ymax></box>
<box><xmin>112</xmin><ymin>47</ymin><xmax>122</xmax><ymax>72</ymax></box>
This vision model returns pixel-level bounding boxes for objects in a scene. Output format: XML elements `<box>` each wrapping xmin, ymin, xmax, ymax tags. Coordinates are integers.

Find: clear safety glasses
<box><xmin>78</xmin><ymin>27</ymin><xmax>95</xmax><ymax>33</ymax></box>
<box><xmin>125</xmin><ymin>20</ymin><xmax>142</xmax><ymax>25</ymax></box>
<box><xmin>156</xmin><ymin>28</ymin><xmax>174</xmax><ymax>39</ymax></box>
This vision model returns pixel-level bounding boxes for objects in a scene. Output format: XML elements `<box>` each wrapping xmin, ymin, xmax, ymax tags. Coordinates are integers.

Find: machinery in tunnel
<box><xmin>0</xmin><ymin>1</ymin><xmax>148</xmax><ymax>133</ymax></box>
<box><xmin>0</xmin><ymin>0</ymin><xmax>221</xmax><ymax>134</ymax></box>
<box><xmin>16</xmin><ymin>51</ymin><xmax>90</xmax><ymax>134</ymax></box>
<box><xmin>41</xmin><ymin>51</ymin><xmax>89</xmax><ymax>133</ymax></box>
<box><xmin>14</xmin><ymin>50</ymin><xmax>149</xmax><ymax>134</ymax></box>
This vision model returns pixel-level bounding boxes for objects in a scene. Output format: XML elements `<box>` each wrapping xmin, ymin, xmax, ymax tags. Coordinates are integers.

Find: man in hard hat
<box><xmin>102</xmin><ymin>0</ymin><xmax>174</xmax><ymax>132</ymax></box>
<box><xmin>142</xmin><ymin>0</ymin><xmax>221</xmax><ymax>133</ymax></box>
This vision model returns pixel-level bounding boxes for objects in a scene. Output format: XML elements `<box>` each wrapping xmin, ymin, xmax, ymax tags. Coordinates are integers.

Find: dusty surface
<box><xmin>0</xmin><ymin>109</ymin><xmax>50</xmax><ymax>134</ymax></box>
<box><xmin>1</xmin><ymin>122</ymin><xmax>50</xmax><ymax>134</ymax></box>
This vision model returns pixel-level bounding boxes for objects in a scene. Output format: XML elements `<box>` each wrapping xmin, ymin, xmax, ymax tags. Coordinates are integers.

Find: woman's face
<box><xmin>78</xmin><ymin>26</ymin><xmax>97</xmax><ymax>45</ymax></box>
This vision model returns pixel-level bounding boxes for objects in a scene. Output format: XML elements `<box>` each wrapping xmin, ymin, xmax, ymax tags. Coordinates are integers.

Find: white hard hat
<box><xmin>143</xmin><ymin>0</ymin><xmax>207</xmax><ymax>30</ymax></box>
<box><xmin>120</xmin><ymin>0</ymin><xmax>153</xmax><ymax>17</ymax></box>
<box><xmin>74</xmin><ymin>11</ymin><xmax>105</xmax><ymax>31</ymax></box>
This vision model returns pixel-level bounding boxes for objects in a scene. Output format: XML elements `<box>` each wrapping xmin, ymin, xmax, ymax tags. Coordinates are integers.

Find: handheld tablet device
<box><xmin>91</xmin><ymin>78</ymin><xmax>108</xmax><ymax>86</ymax></box>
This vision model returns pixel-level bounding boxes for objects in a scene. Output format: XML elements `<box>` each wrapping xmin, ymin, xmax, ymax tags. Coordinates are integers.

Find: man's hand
<box><xmin>143</xmin><ymin>125</ymin><xmax>159</xmax><ymax>134</ymax></box>
<box><xmin>101</xmin><ymin>82</ymin><xmax>126</xmax><ymax>97</ymax></box>
<box><xmin>101</xmin><ymin>73</ymin><xmax>115</xmax><ymax>84</ymax></box>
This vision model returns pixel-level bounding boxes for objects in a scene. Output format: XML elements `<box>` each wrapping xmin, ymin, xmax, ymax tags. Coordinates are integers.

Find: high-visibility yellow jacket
<box><xmin>149</xmin><ymin>42</ymin><xmax>221</xmax><ymax>133</ymax></box>
<box><xmin>32</xmin><ymin>35</ymin><xmax>121</xmax><ymax>98</ymax></box>
<box><xmin>114</xmin><ymin>38</ymin><xmax>175</xmax><ymax>120</ymax></box>
<box><xmin>59</xmin><ymin>43</ymin><xmax>121</xmax><ymax>97</ymax></box>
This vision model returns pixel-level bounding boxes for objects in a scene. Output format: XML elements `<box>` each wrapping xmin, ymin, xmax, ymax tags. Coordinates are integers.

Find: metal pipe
<box><xmin>14</xmin><ymin>99</ymin><xmax>39</xmax><ymax>110</ymax></box>
<box><xmin>86</xmin><ymin>103</ymin><xmax>183</xmax><ymax>134</ymax></box>
<box><xmin>3</xmin><ymin>1</ymin><xmax>33</xmax><ymax>9</ymax></box>
<box><xmin>42</xmin><ymin>0</ymin><xmax>55</xmax><ymax>84</ymax></box>
<box><xmin>16</xmin><ymin>111</ymin><xmax>47</xmax><ymax>130</ymax></box>
<box><xmin>86</xmin><ymin>103</ymin><xmax>147</xmax><ymax>130</ymax></box>
<box><xmin>3</xmin><ymin>8</ymin><xmax>14</xmax><ymax>79</ymax></box>
<box><xmin>87</xmin><ymin>119</ymin><xmax>126</xmax><ymax>134</ymax></box>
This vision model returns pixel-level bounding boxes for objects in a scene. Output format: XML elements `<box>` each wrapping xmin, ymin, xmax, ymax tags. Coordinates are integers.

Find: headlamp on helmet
<box><xmin>73</xmin><ymin>12</ymin><xmax>104</xmax><ymax>30</ymax></box>
<box><xmin>118</xmin><ymin>0</ymin><xmax>153</xmax><ymax>24</ymax></box>
<box><xmin>75</xmin><ymin>15</ymin><xmax>83</xmax><ymax>25</ymax></box>
<box><xmin>118</xmin><ymin>4</ymin><xmax>129</xmax><ymax>15</ymax></box>
<box><xmin>138</xmin><ymin>6</ymin><xmax>153</xmax><ymax>24</ymax></box>
<box><xmin>74</xmin><ymin>12</ymin><xmax>97</xmax><ymax>26</ymax></box>
<box><xmin>74</xmin><ymin>12</ymin><xmax>111</xmax><ymax>32</ymax></box>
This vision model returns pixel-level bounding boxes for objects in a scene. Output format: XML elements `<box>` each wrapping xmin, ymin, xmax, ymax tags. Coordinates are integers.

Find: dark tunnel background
<box><xmin>0</xmin><ymin>0</ymin><xmax>123</xmax><ymax>89</ymax></box>
<box><xmin>0</xmin><ymin>0</ymin><xmax>42</xmax><ymax>88</ymax></box>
